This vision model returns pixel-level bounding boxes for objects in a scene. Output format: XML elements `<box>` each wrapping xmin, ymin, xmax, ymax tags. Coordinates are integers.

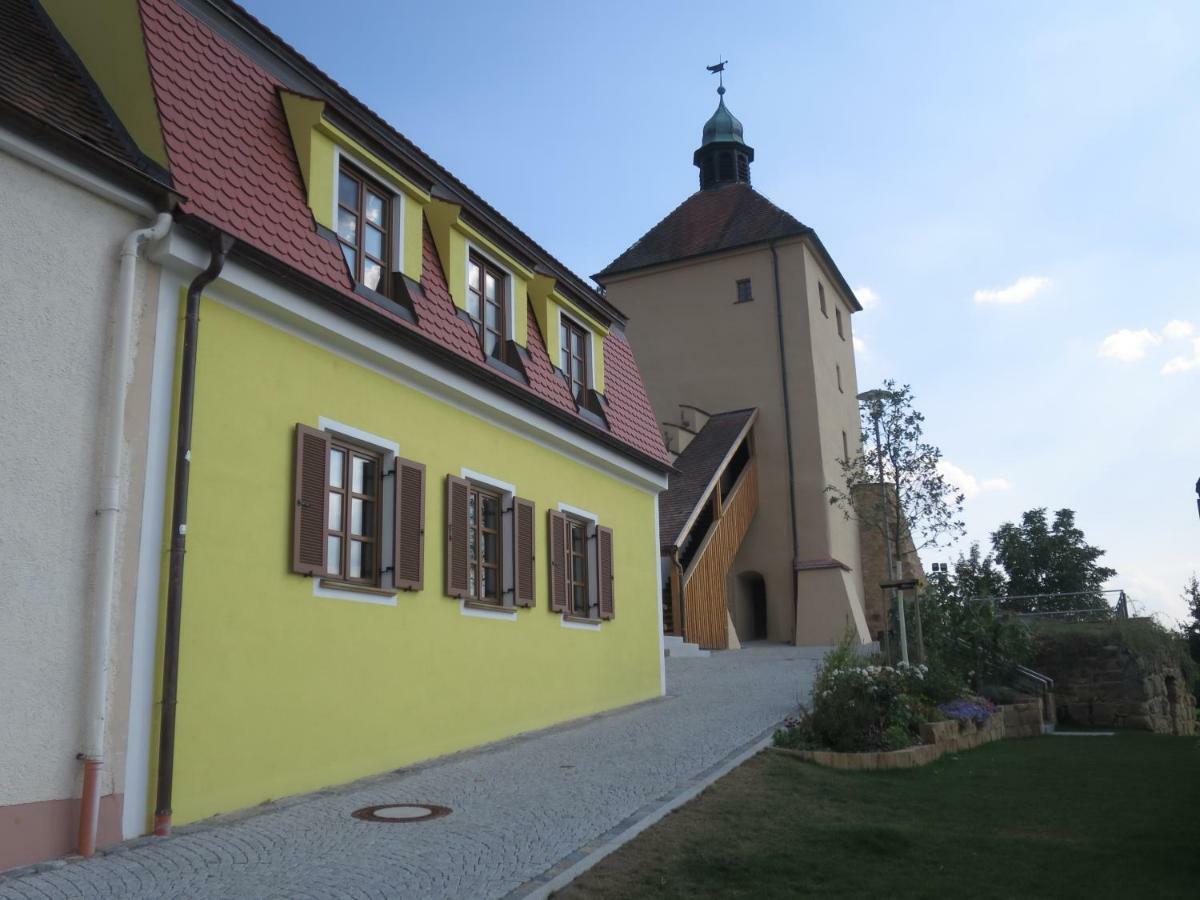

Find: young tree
<box><xmin>828</xmin><ymin>379</ymin><xmax>965</xmax><ymax>575</ymax></box>
<box><xmin>990</xmin><ymin>508</ymin><xmax>1116</xmax><ymax>612</ymax></box>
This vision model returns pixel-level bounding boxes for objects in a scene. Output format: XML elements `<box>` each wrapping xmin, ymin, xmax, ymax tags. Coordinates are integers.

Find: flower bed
<box><xmin>773</xmin><ymin>638</ymin><xmax>1044</xmax><ymax>769</ymax></box>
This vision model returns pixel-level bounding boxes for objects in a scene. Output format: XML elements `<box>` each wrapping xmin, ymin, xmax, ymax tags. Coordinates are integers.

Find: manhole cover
<box><xmin>351</xmin><ymin>803</ymin><xmax>452</xmax><ymax>823</ymax></box>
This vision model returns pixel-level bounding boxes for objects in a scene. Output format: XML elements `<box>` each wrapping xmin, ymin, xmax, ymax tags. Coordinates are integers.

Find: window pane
<box><xmin>327</xmin><ymin>536</ymin><xmax>342</xmax><ymax>576</ymax></box>
<box><xmin>338</xmin><ymin>171</ymin><xmax>358</xmax><ymax>209</ymax></box>
<box><xmin>485</xmin><ymin>300</ymin><xmax>499</xmax><ymax>331</ymax></box>
<box><xmin>328</xmin><ymin>492</ymin><xmax>343</xmax><ymax>530</ymax></box>
<box><xmin>349</xmin><ymin>539</ymin><xmax>363</xmax><ymax>578</ymax></box>
<box><xmin>482</xmin><ymin>531</ymin><xmax>498</xmax><ymax>566</ymax></box>
<box><xmin>360</xmin><ymin>540</ymin><xmax>374</xmax><ymax>580</ymax></box>
<box><xmin>365</xmin><ymin>225</ymin><xmax>384</xmax><ymax>259</ymax></box>
<box><xmin>481</xmin><ymin>494</ymin><xmax>498</xmax><ymax>531</ymax></box>
<box><xmin>573</xmin><ymin>585</ymin><xmax>587</xmax><ymax>615</ymax></box>
<box><xmin>351</xmin><ymin>498</ymin><xmax>363</xmax><ymax>535</ymax></box>
<box><xmin>485</xmin><ymin>330</ymin><xmax>499</xmax><ymax>357</ymax></box>
<box><xmin>363</xmin><ymin>260</ymin><xmax>383</xmax><ymax>291</ymax></box>
<box><xmin>341</xmin><ymin>244</ymin><xmax>356</xmax><ymax>275</ymax></box>
<box><xmin>352</xmin><ymin>456</ymin><xmax>367</xmax><ymax>493</ymax></box>
<box><xmin>468</xmin><ymin>261</ymin><xmax>480</xmax><ymax>291</ymax></box>
<box><xmin>365</xmin><ymin>192</ymin><xmax>385</xmax><ymax>225</ymax></box>
<box><xmin>330</xmin><ymin>449</ymin><xmax>345</xmax><ymax>488</ymax></box>
<box><xmin>483</xmin><ymin>566</ymin><xmax>498</xmax><ymax>600</ymax></box>
<box><xmin>484</xmin><ymin>272</ymin><xmax>497</xmax><ymax>301</ymax></box>
<box><xmin>467</xmin><ymin>290</ymin><xmax>481</xmax><ymax>320</ymax></box>
<box><xmin>468</xmin><ymin>566</ymin><xmax>477</xmax><ymax>597</ymax></box>
<box><xmin>337</xmin><ymin>208</ymin><xmax>357</xmax><ymax>243</ymax></box>
<box><xmin>574</xmin><ymin>356</ymin><xmax>586</xmax><ymax>388</ymax></box>
<box><xmin>573</xmin><ymin>554</ymin><xmax>585</xmax><ymax>582</ymax></box>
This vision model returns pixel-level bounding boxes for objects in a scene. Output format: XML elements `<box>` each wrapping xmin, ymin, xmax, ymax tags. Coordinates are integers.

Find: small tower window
<box><xmin>718</xmin><ymin>152</ymin><xmax>735</xmax><ymax>182</ymax></box>
<box><xmin>735</xmin><ymin>278</ymin><xmax>753</xmax><ymax>303</ymax></box>
<box><xmin>819</xmin><ymin>283</ymin><xmax>828</xmax><ymax>317</ymax></box>
<box><xmin>836</xmin><ymin>308</ymin><xmax>845</xmax><ymax>340</ymax></box>
<box><xmin>837</xmin><ymin>363</ymin><xmax>843</xmax><ymax>393</ymax></box>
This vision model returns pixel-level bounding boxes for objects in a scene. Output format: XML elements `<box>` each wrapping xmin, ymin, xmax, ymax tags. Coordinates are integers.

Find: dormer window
<box><xmin>337</xmin><ymin>164</ymin><xmax>390</xmax><ymax>294</ymax></box>
<box><xmin>560</xmin><ymin>315</ymin><xmax>590</xmax><ymax>399</ymax></box>
<box><xmin>467</xmin><ymin>251</ymin><xmax>508</xmax><ymax>357</ymax></box>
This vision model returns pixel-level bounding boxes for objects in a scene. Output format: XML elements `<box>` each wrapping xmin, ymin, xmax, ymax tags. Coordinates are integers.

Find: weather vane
<box><xmin>706</xmin><ymin>58</ymin><xmax>727</xmax><ymax>93</ymax></box>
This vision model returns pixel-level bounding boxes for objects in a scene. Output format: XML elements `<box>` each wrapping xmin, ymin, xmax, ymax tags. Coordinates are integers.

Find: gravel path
<box><xmin>1</xmin><ymin>644</ymin><xmax>818</xmax><ymax>899</ymax></box>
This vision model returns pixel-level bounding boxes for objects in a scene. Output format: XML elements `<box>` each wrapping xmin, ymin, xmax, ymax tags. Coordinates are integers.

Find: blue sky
<box><xmin>243</xmin><ymin>0</ymin><xmax>1200</xmax><ymax>621</ymax></box>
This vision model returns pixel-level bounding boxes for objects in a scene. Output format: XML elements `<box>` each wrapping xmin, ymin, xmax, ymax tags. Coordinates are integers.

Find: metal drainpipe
<box><xmin>153</xmin><ymin>231</ymin><xmax>235</xmax><ymax>837</ymax></box>
<box><xmin>769</xmin><ymin>243</ymin><xmax>801</xmax><ymax>635</ymax></box>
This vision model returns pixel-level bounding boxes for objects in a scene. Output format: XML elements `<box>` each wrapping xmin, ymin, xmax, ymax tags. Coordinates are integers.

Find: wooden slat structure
<box><xmin>680</xmin><ymin>457</ymin><xmax>758</xmax><ymax>648</ymax></box>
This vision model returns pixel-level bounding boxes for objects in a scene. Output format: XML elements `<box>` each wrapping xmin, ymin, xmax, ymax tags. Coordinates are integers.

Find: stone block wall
<box><xmin>1034</xmin><ymin>627</ymin><xmax>1196</xmax><ymax>736</ymax></box>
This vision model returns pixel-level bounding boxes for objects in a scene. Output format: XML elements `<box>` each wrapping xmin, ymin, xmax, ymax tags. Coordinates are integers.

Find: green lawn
<box><xmin>559</xmin><ymin>734</ymin><xmax>1200</xmax><ymax>899</ymax></box>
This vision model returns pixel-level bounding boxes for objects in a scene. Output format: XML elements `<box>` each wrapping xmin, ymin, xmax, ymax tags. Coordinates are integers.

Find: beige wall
<box><xmin>0</xmin><ymin>146</ymin><xmax>161</xmax><ymax>868</ymax></box>
<box><xmin>602</xmin><ymin>238</ymin><xmax>869</xmax><ymax>645</ymax></box>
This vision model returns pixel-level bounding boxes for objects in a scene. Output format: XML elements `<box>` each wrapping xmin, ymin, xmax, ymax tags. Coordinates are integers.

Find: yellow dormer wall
<box><xmin>426</xmin><ymin>199</ymin><xmax>531</xmax><ymax>347</ymax></box>
<box><xmin>280</xmin><ymin>92</ymin><xmax>426</xmax><ymax>283</ymax></box>
<box><xmin>41</xmin><ymin>0</ymin><xmax>169</xmax><ymax>167</ymax></box>
<box><xmin>529</xmin><ymin>276</ymin><xmax>607</xmax><ymax>393</ymax></box>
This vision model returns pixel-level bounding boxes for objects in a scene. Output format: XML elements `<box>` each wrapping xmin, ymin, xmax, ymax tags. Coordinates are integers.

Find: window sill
<box><xmin>561</xmin><ymin>615</ymin><xmax>602</xmax><ymax>631</ymax></box>
<box><xmin>319</xmin><ymin>579</ymin><xmax>398</xmax><ymax>598</ymax></box>
<box><xmin>563</xmin><ymin>614</ymin><xmax>602</xmax><ymax>625</ymax></box>
<box><xmin>459</xmin><ymin>599</ymin><xmax>518</xmax><ymax>621</ymax></box>
<box><xmin>464</xmin><ymin>600</ymin><xmax>516</xmax><ymax>613</ymax></box>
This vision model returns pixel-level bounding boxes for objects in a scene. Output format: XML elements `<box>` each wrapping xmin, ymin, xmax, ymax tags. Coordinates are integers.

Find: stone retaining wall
<box><xmin>772</xmin><ymin>700</ymin><xmax>1043</xmax><ymax>771</ymax></box>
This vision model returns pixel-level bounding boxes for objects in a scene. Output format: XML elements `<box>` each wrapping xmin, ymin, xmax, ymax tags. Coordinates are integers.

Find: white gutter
<box><xmin>78</xmin><ymin>211</ymin><xmax>174</xmax><ymax>857</ymax></box>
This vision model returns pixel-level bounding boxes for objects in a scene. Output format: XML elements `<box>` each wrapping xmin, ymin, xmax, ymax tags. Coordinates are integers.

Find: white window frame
<box><xmin>313</xmin><ymin>416</ymin><xmax>401</xmax><ymax>606</ymax></box>
<box><xmin>458</xmin><ymin>467</ymin><xmax>518</xmax><ymax>620</ymax></box>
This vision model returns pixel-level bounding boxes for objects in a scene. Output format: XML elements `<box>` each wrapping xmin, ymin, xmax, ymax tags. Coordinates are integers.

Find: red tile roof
<box><xmin>596</xmin><ymin>183</ymin><xmax>811</xmax><ymax>279</ymax></box>
<box><xmin>137</xmin><ymin>0</ymin><xmax>669</xmax><ymax>468</ymax></box>
<box><xmin>0</xmin><ymin>0</ymin><xmax>138</xmax><ymax>164</ymax></box>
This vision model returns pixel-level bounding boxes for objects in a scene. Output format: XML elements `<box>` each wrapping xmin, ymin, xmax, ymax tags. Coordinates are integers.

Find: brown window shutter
<box><xmin>548</xmin><ymin>509</ymin><xmax>568</xmax><ymax>613</ymax></box>
<box><xmin>597</xmin><ymin>525</ymin><xmax>615</xmax><ymax>619</ymax></box>
<box><xmin>445</xmin><ymin>474</ymin><xmax>470</xmax><ymax>598</ymax></box>
<box><xmin>292</xmin><ymin>424</ymin><xmax>331</xmax><ymax>576</ymax></box>
<box><xmin>512</xmin><ymin>497</ymin><xmax>536</xmax><ymax>607</ymax></box>
<box><xmin>394</xmin><ymin>457</ymin><xmax>426</xmax><ymax>590</ymax></box>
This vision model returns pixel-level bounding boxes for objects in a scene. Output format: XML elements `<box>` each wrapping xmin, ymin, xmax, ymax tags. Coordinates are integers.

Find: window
<box><xmin>836</xmin><ymin>308</ymin><xmax>845</xmax><ymax>340</ymax></box>
<box><xmin>559</xmin><ymin>315</ymin><xmax>590</xmax><ymax>399</ymax></box>
<box><xmin>291</xmin><ymin>423</ymin><xmax>427</xmax><ymax>593</ymax></box>
<box><xmin>325</xmin><ymin>438</ymin><xmax>382</xmax><ymax>584</ymax></box>
<box><xmin>467</xmin><ymin>482</ymin><xmax>503</xmax><ymax>603</ymax></box>
<box><xmin>467</xmin><ymin>252</ymin><xmax>508</xmax><ymax>358</ymax></box>
<box><xmin>735</xmin><ymin>278</ymin><xmax>753</xmax><ymax>303</ymax></box>
<box><xmin>836</xmin><ymin>364</ymin><xmax>843</xmax><ymax>393</ymax></box>
<box><xmin>548</xmin><ymin>510</ymin><xmax>614</xmax><ymax>621</ymax></box>
<box><xmin>337</xmin><ymin>164</ymin><xmax>390</xmax><ymax>294</ymax></box>
<box><xmin>819</xmin><ymin>282</ymin><xmax>827</xmax><ymax>317</ymax></box>
<box><xmin>842</xmin><ymin>430</ymin><xmax>849</xmax><ymax>461</ymax></box>
<box><xmin>565</xmin><ymin>516</ymin><xmax>591</xmax><ymax>617</ymax></box>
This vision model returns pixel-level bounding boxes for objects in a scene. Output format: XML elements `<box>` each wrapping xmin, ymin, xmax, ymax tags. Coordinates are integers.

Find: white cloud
<box><xmin>973</xmin><ymin>275</ymin><xmax>1051</xmax><ymax>305</ymax></box>
<box><xmin>1163</xmin><ymin>319</ymin><xmax>1195</xmax><ymax>340</ymax></box>
<box><xmin>937</xmin><ymin>460</ymin><xmax>1012</xmax><ymax>499</ymax></box>
<box><xmin>1097</xmin><ymin>328</ymin><xmax>1161</xmax><ymax>362</ymax></box>
<box><xmin>1161</xmin><ymin>337</ymin><xmax>1200</xmax><ymax>375</ymax></box>
<box><xmin>854</xmin><ymin>286</ymin><xmax>880</xmax><ymax>309</ymax></box>
<box><xmin>853</xmin><ymin>336</ymin><xmax>866</xmax><ymax>354</ymax></box>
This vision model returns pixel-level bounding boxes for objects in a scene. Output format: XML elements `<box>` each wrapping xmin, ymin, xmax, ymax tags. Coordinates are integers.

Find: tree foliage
<box><xmin>990</xmin><ymin>508</ymin><xmax>1116</xmax><ymax>612</ymax></box>
<box><xmin>828</xmin><ymin>379</ymin><xmax>965</xmax><ymax>574</ymax></box>
<box><xmin>1181</xmin><ymin>573</ymin><xmax>1200</xmax><ymax>664</ymax></box>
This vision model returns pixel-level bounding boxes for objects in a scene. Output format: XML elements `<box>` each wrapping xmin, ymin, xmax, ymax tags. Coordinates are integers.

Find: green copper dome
<box><xmin>700</xmin><ymin>86</ymin><xmax>746</xmax><ymax>146</ymax></box>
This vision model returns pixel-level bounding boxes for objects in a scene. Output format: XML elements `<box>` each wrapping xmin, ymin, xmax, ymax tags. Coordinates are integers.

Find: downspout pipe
<box><xmin>78</xmin><ymin>211</ymin><xmax>174</xmax><ymax>859</ymax></box>
<box><xmin>769</xmin><ymin>243</ymin><xmax>802</xmax><ymax>626</ymax></box>
<box><xmin>153</xmin><ymin>230</ymin><xmax>235</xmax><ymax>837</ymax></box>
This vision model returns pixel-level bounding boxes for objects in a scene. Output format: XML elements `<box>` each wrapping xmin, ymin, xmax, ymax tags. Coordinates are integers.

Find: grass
<box><xmin>558</xmin><ymin>734</ymin><xmax>1200</xmax><ymax>899</ymax></box>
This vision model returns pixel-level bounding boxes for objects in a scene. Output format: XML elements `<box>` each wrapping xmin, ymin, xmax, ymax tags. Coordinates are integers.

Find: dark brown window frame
<box><xmin>735</xmin><ymin>278</ymin><xmax>753</xmax><ymax>303</ymax></box>
<box><xmin>559</xmin><ymin>314</ymin><xmax>590</xmax><ymax>400</ymax></box>
<box><xmin>565</xmin><ymin>514</ymin><xmax>591</xmax><ymax>618</ymax></box>
<box><xmin>337</xmin><ymin>162</ymin><xmax>392</xmax><ymax>296</ymax></box>
<box><xmin>466</xmin><ymin>480</ymin><xmax>505</xmax><ymax>605</ymax></box>
<box><xmin>467</xmin><ymin>251</ymin><xmax>510</xmax><ymax>359</ymax></box>
<box><xmin>325</xmin><ymin>435</ymin><xmax>384</xmax><ymax>587</ymax></box>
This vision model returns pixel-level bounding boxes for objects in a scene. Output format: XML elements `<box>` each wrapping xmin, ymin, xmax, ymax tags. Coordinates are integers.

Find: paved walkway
<box><xmin>1</xmin><ymin>644</ymin><xmax>818</xmax><ymax>900</ymax></box>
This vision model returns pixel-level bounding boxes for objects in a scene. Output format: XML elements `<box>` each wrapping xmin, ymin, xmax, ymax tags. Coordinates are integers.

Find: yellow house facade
<box><xmin>37</xmin><ymin>0</ymin><xmax>672</xmax><ymax>838</ymax></box>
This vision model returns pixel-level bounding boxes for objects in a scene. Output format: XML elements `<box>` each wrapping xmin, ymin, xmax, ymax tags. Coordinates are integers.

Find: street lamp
<box><xmin>857</xmin><ymin>389</ymin><xmax>906</xmax><ymax>663</ymax></box>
